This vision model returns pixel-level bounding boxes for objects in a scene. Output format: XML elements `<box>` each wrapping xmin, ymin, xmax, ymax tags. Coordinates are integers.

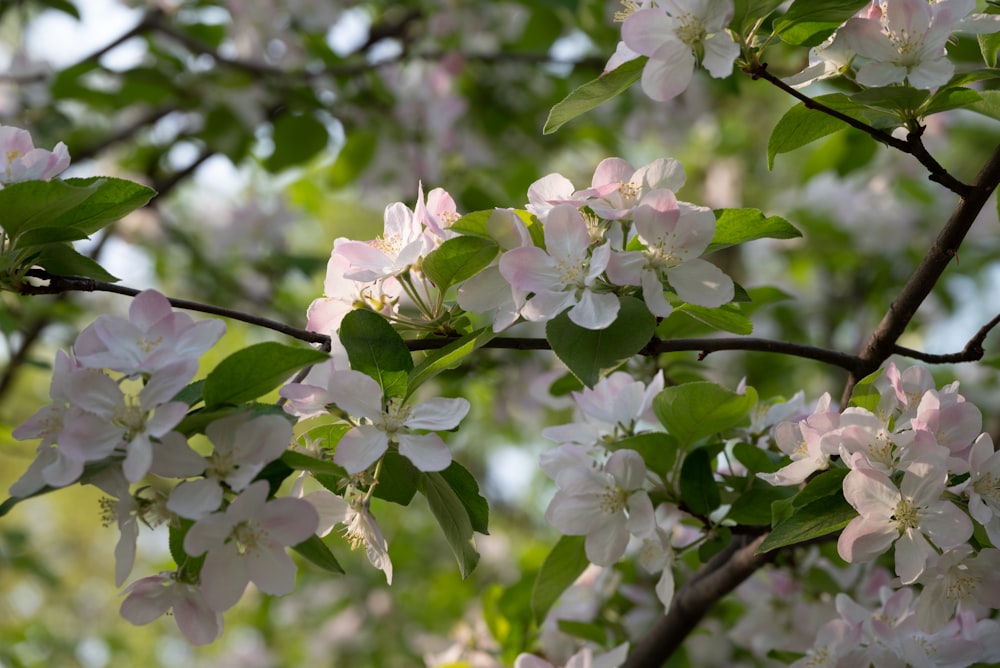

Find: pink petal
<box><xmin>199</xmin><ymin>544</ymin><xmax>249</xmax><ymax>611</ymax></box>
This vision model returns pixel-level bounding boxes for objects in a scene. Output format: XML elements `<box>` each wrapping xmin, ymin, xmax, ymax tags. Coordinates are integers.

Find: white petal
<box><xmin>398</xmin><ymin>433</ymin><xmax>452</xmax><ymax>472</ymax></box>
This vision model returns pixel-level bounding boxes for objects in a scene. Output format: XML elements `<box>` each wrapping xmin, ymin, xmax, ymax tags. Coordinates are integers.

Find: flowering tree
<box><xmin>3</xmin><ymin>0</ymin><xmax>1000</xmax><ymax>666</ymax></box>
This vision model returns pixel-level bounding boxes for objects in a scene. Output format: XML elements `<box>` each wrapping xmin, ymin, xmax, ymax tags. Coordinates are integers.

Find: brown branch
<box><xmin>892</xmin><ymin>312</ymin><xmax>1000</xmax><ymax>364</ymax></box>
<box><xmin>745</xmin><ymin>61</ymin><xmax>972</xmax><ymax>197</ymax></box>
<box><xmin>621</xmin><ymin>533</ymin><xmax>772</xmax><ymax>668</ymax></box>
<box><xmin>18</xmin><ymin>272</ymin><xmax>329</xmax><ymax>346</ymax></box>
<box><xmin>848</xmin><ymin>143</ymin><xmax>1000</xmax><ymax>399</ymax></box>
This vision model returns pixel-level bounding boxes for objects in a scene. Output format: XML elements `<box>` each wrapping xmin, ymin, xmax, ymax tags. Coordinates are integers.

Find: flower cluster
<box><xmin>763</xmin><ymin>363</ymin><xmax>1000</xmax><ymax>665</ymax></box>
<box><xmin>786</xmin><ymin>0</ymin><xmax>1000</xmax><ymax>90</ymax></box>
<box><xmin>7</xmin><ymin>290</ymin><xmax>329</xmax><ymax>644</ymax></box>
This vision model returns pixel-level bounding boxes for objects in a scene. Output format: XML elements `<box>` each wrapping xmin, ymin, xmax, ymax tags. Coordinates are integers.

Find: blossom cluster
<box><xmin>8</xmin><ymin>291</ymin><xmax>325</xmax><ymax>644</ymax></box>
<box><xmin>306</xmin><ymin>155</ymin><xmax>734</xmax><ymax>341</ymax></box>
<box><xmin>761</xmin><ymin>363</ymin><xmax>1000</xmax><ymax>665</ymax></box>
<box><xmin>785</xmin><ymin>0</ymin><xmax>1000</xmax><ymax>90</ymax></box>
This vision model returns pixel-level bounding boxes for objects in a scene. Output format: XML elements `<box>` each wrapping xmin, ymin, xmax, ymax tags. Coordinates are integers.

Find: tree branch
<box><xmin>745</xmin><ymin>61</ymin><xmax>972</xmax><ymax>197</ymax></box>
<box><xmin>621</xmin><ymin>533</ymin><xmax>772</xmax><ymax>668</ymax></box>
<box><xmin>848</xmin><ymin>142</ymin><xmax>1000</xmax><ymax>398</ymax></box>
<box><xmin>892</xmin><ymin>312</ymin><xmax>1000</xmax><ymax>364</ymax></box>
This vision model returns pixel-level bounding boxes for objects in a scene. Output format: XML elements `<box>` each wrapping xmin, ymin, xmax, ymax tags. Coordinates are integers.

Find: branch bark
<box><xmin>621</xmin><ymin>533</ymin><xmax>771</xmax><ymax>668</ymax></box>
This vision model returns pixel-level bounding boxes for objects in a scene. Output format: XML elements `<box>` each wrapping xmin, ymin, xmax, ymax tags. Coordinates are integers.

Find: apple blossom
<box><xmin>120</xmin><ymin>571</ymin><xmax>222</xmax><ymax>645</ymax></box>
<box><xmin>183</xmin><ymin>480</ymin><xmax>319</xmax><ymax>611</ymax></box>
<box><xmin>758</xmin><ymin>392</ymin><xmax>838</xmax><ymax>486</ymax></box>
<box><xmin>606</xmin><ymin>189</ymin><xmax>733</xmax><ymax>317</ymax></box>
<box><xmin>542</xmin><ymin>370</ymin><xmax>664</xmax><ymax>447</ymax></box>
<box><xmin>166</xmin><ymin>412</ymin><xmax>293</xmax><ymax>519</ymax></box>
<box><xmin>573</xmin><ymin>157</ymin><xmax>686</xmax><ymax>222</ymax></box>
<box><xmin>964</xmin><ymin>432</ymin><xmax>1000</xmax><ymax>546</ymax></box>
<box><xmin>334</xmin><ymin>200</ymin><xmax>429</xmax><ymax>281</ymax></box>
<box><xmin>514</xmin><ymin>643</ymin><xmax>629</xmax><ymax>668</ymax></box>
<box><xmin>544</xmin><ymin>449</ymin><xmax>654</xmax><ymax>566</ymax></box>
<box><xmin>74</xmin><ymin>289</ymin><xmax>226</xmax><ymax>375</ymax></box>
<box><xmin>838</xmin><ymin>456</ymin><xmax>972</xmax><ymax>584</ymax></box>
<box><xmin>618</xmin><ymin>1</ymin><xmax>739</xmax><ymax>102</ymax></box>
<box><xmin>500</xmin><ymin>203</ymin><xmax>620</xmax><ymax>330</ymax></box>
<box><xmin>912</xmin><ymin>545</ymin><xmax>1000</xmax><ymax>633</ymax></box>
<box><xmin>0</xmin><ymin>124</ymin><xmax>70</xmax><ymax>186</ymax></box>
<box><xmin>317</xmin><ymin>368</ymin><xmax>469</xmax><ymax>474</ymax></box>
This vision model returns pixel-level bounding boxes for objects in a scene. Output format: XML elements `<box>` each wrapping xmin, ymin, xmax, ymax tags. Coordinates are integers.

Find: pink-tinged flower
<box><xmin>167</xmin><ymin>413</ymin><xmax>293</xmax><ymax>519</ymax></box>
<box><xmin>840</xmin><ymin>0</ymin><xmax>1000</xmax><ymax>89</ymax></box>
<box><xmin>913</xmin><ymin>545</ymin><xmax>1000</xmax><ymax>633</ymax></box>
<box><xmin>965</xmin><ymin>432</ymin><xmax>1000</xmax><ymax>546</ymax></box>
<box><xmin>183</xmin><ymin>480</ymin><xmax>319</xmax><ymax>612</ymax></box>
<box><xmin>620</xmin><ymin>1</ymin><xmax>739</xmax><ymax>102</ymax></box>
<box><xmin>499</xmin><ymin>204</ymin><xmax>620</xmax><ymax>330</ymax></box>
<box><xmin>415</xmin><ymin>182</ymin><xmax>460</xmax><ymax>242</ymax></box>
<box><xmin>526</xmin><ymin>172</ymin><xmax>579</xmax><ymax>219</ymax></box>
<box><xmin>789</xmin><ymin>618</ymin><xmax>859</xmax><ymax>668</ymax></box>
<box><xmin>544</xmin><ymin>449</ymin><xmax>654</xmax><ymax>566</ymax></box>
<box><xmin>324</xmin><ymin>369</ymin><xmax>470</xmax><ymax>474</ymax></box>
<box><xmin>542</xmin><ymin>370</ymin><xmax>664</xmax><ymax>447</ymax></box>
<box><xmin>838</xmin><ymin>456</ymin><xmax>972</xmax><ymax>584</ymax></box>
<box><xmin>74</xmin><ymin>289</ymin><xmax>225</xmax><ymax>375</ymax></box>
<box><xmin>574</xmin><ymin>157</ymin><xmax>686</xmax><ymax>221</ymax></box>
<box><xmin>455</xmin><ymin>209</ymin><xmax>532</xmax><ymax>332</ymax></box>
<box><xmin>758</xmin><ymin>419</ymin><xmax>831</xmax><ymax>486</ymax></box>
<box><xmin>279</xmin><ymin>359</ymin><xmax>341</xmax><ymax>420</ymax></box>
<box><xmin>61</xmin><ymin>361</ymin><xmax>193</xmax><ymax>483</ymax></box>
<box><xmin>0</xmin><ymin>125</ymin><xmax>70</xmax><ymax>187</ymax></box>
<box><xmin>783</xmin><ymin>31</ymin><xmax>856</xmax><ymax>89</ymax></box>
<box><xmin>334</xmin><ymin>201</ymin><xmax>430</xmax><ymax>281</ymax></box>
<box><xmin>910</xmin><ymin>388</ymin><xmax>981</xmax><ymax>471</ymax></box>
<box><xmin>606</xmin><ymin>190</ymin><xmax>733</xmax><ymax>317</ymax></box>
<box><xmin>120</xmin><ymin>571</ymin><xmax>222</xmax><ymax>645</ymax></box>
<box><xmin>827</xmin><ymin>407</ymin><xmax>947</xmax><ymax>475</ymax></box>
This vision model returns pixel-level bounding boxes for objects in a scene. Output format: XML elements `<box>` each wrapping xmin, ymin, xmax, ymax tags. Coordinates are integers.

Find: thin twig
<box><xmin>745</xmin><ymin>61</ymin><xmax>972</xmax><ymax>197</ymax></box>
<box><xmin>848</xmin><ymin>143</ymin><xmax>1000</xmax><ymax>399</ymax></box>
<box><xmin>892</xmin><ymin>312</ymin><xmax>1000</xmax><ymax>364</ymax></box>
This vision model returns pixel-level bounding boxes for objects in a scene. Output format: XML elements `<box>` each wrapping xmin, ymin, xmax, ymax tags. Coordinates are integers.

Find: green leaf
<box><xmin>732</xmin><ymin>442</ymin><xmax>780</xmax><ymax>473</ymax></box>
<box><xmin>531</xmin><ymin>535</ymin><xmax>589</xmax><ymax>623</ymax></box>
<box><xmin>980</xmin><ymin>30</ymin><xmax>1000</xmax><ymax>68</ymax></box>
<box><xmin>408</xmin><ymin>328</ymin><xmax>496</xmax><ymax>398</ymax></box>
<box><xmin>698</xmin><ymin>526</ymin><xmax>732</xmax><ymax>561</ymax></box>
<box><xmin>556</xmin><ymin>620</ymin><xmax>609</xmax><ymax>646</ymax></box>
<box><xmin>758</xmin><ymin>490</ymin><xmax>857</xmax><ymax>553</ymax></box>
<box><xmin>674</xmin><ymin>303</ymin><xmax>753</xmax><ymax>335</ymax></box>
<box><xmin>421</xmin><ymin>471</ymin><xmax>480</xmax><ymax>578</ymax></box>
<box><xmin>546</xmin><ymin>296</ymin><xmax>655</xmax><ymax>388</ymax></box>
<box><xmin>772</xmin><ymin>0</ymin><xmax>871</xmax><ymax>46</ymax></box>
<box><xmin>439</xmin><ymin>461</ymin><xmax>490</xmax><ymax>535</ymax></box>
<box><xmin>372</xmin><ymin>451</ymin><xmax>420</xmax><ymax>505</ymax></box>
<box><xmin>609</xmin><ymin>432</ymin><xmax>679</xmax><ymax>478</ymax></box>
<box><xmin>30</xmin><ymin>243</ymin><xmax>119</xmax><ymax>281</ymax></box>
<box><xmin>202</xmin><ymin>342</ymin><xmax>329</xmax><ymax>408</ymax></box>
<box><xmin>422</xmin><ymin>236</ymin><xmax>499</xmax><ymax>291</ymax></box>
<box><xmin>918</xmin><ymin>87</ymin><xmax>981</xmax><ymax>118</ymax></box>
<box><xmin>449</xmin><ymin>210</ymin><xmax>493</xmax><ymax>238</ymax></box>
<box><xmin>15</xmin><ymin>226</ymin><xmax>91</xmax><ymax>246</ymax></box>
<box><xmin>768</xmin><ymin>94</ymin><xmax>870</xmax><ymax>169</ymax></box>
<box><xmin>653</xmin><ymin>382</ymin><xmax>757</xmax><ymax>447</ymax></box>
<box><xmin>173</xmin><ymin>380</ymin><xmax>205</xmax><ymax>407</ymax></box>
<box><xmin>848</xmin><ymin>366</ymin><xmax>885</xmax><ymax>411</ymax></box>
<box><xmin>967</xmin><ymin>89</ymin><xmax>1000</xmax><ymax>122</ymax></box>
<box><xmin>680</xmin><ymin>447</ymin><xmax>722</xmax><ymax>516</ymax></box>
<box><xmin>850</xmin><ymin>86</ymin><xmax>929</xmax><ymax>118</ymax></box>
<box><xmin>731</xmin><ymin>0</ymin><xmax>786</xmax><ymax>32</ymax></box>
<box><xmin>727</xmin><ymin>482</ymin><xmax>796</xmax><ymax>525</ymax></box>
<box><xmin>793</xmin><ymin>468</ymin><xmax>849</xmax><ymax>507</ymax></box>
<box><xmin>281</xmin><ymin>450</ymin><xmax>347</xmax><ymax>477</ymax></box>
<box><xmin>0</xmin><ymin>179</ymin><xmax>102</xmax><ymax>240</ymax></box>
<box><xmin>292</xmin><ymin>534</ymin><xmax>345</xmax><ymax>574</ymax></box>
<box><xmin>707</xmin><ymin>209</ymin><xmax>802</xmax><ymax>253</ymax></box>
<box><xmin>45</xmin><ymin>177</ymin><xmax>156</xmax><ymax>236</ymax></box>
<box><xmin>339</xmin><ymin>309</ymin><xmax>413</xmax><ymax>398</ymax></box>
<box><xmin>265</xmin><ymin>112</ymin><xmax>329</xmax><ymax>172</ymax></box>
<box><xmin>543</xmin><ymin>57</ymin><xmax>647</xmax><ymax>134</ymax></box>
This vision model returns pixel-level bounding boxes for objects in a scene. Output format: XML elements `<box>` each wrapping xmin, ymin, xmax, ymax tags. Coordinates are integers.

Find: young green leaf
<box><xmin>653</xmin><ymin>381</ymin><xmax>757</xmax><ymax>447</ymax></box>
<box><xmin>757</xmin><ymin>490</ymin><xmax>857</xmax><ymax>553</ymax></box>
<box><xmin>371</xmin><ymin>451</ymin><xmax>421</xmax><ymax>506</ymax></box>
<box><xmin>422</xmin><ymin>236</ymin><xmax>499</xmax><ymax>292</ymax></box>
<box><xmin>680</xmin><ymin>447</ymin><xmax>722</xmax><ymax>516</ymax></box>
<box><xmin>292</xmin><ymin>534</ymin><xmax>345</xmax><ymax>574</ymax></box>
<box><xmin>339</xmin><ymin>309</ymin><xmax>413</xmax><ymax>398</ymax></box>
<box><xmin>408</xmin><ymin>327</ymin><xmax>495</xmax><ymax>398</ymax></box>
<box><xmin>421</xmin><ymin>471</ymin><xmax>481</xmax><ymax>578</ymax></box>
<box><xmin>707</xmin><ymin>209</ymin><xmax>802</xmax><ymax>254</ymax></box>
<box><xmin>546</xmin><ymin>296</ymin><xmax>655</xmax><ymax>388</ymax></box>
<box><xmin>531</xmin><ymin>535</ymin><xmax>589</xmax><ymax>624</ymax></box>
<box><xmin>202</xmin><ymin>342</ymin><xmax>330</xmax><ymax>407</ymax></box>
<box><xmin>28</xmin><ymin>243</ymin><xmax>120</xmax><ymax>282</ymax></box>
<box><xmin>544</xmin><ymin>57</ymin><xmax>647</xmax><ymax>134</ymax></box>
<box><xmin>768</xmin><ymin>94</ymin><xmax>870</xmax><ymax>169</ymax></box>
<box><xmin>439</xmin><ymin>460</ymin><xmax>490</xmax><ymax>535</ymax></box>
<box><xmin>772</xmin><ymin>0</ymin><xmax>871</xmax><ymax>46</ymax></box>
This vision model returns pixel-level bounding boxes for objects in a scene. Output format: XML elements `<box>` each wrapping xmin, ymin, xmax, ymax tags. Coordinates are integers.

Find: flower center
<box><xmin>136</xmin><ymin>335</ymin><xmax>163</xmax><ymax>354</ymax></box>
<box><xmin>944</xmin><ymin>569</ymin><xmax>975</xmax><ymax>602</ymax></box>
<box><xmin>973</xmin><ymin>472</ymin><xmax>1000</xmax><ymax>509</ymax></box>
<box><xmin>232</xmin><ymin>520</ymin><xmax>264</xmax><ymax>555</ymax></box>
<box><xmin>675</xmin><ymin>13</ymin><xmax>706</xmax><ymax>47</ymax></box>
<box><xmin>113</xmin><ymin>395</ymin><xmax>147</xmax><ymax>436</ymax></box>
<box><xmin>867</xmin><ymin>432</ymin><xmax>895</xmax><ymax>469</ymax></box>
<box><xmin>371</xmin><ymin>232</ymin><xmax>404</xmax><ymax>258</ymax></box>
<box><xmin>382</xmin><ymin>398</ymin><xmax>412</xmax><ymax>435</ymax></box>
<box><xmin>599</xmin><ymin>485</ymin><xmax>628</xmax><ymax>514</ymax></box>
<box><xmin>891</xmin><ymin>497</ymin><xmax>918</xmax><ymax>532</ymax></box>
<box><xmin>613</xmin><ymin>0</ymin><xmax>641</xmax><ymax>22</ymax></box>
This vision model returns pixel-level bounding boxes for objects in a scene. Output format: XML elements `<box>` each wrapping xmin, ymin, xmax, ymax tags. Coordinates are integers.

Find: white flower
<box><xmin>120</xmin><ymin>571</ymin><xmax>222</xmax><ymax>645</ymax></box>
<box><xmin>325</xmin><ymin>369</ymin><xmax>469</xmax><ymax>474</ymax></box>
